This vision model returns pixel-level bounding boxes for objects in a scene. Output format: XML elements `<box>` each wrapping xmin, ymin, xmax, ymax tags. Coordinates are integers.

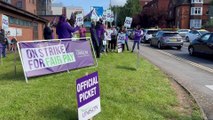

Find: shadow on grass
<box><xmin>0</xmin><ymin>69</ymin><xmax>25</xmax><ymax>81</ymax></box>
<box><xmin>116</xmin><ymin>65</ymin><xmax>137</xmax><ymax>71</ymax></box>
<box><xmin>39</xmin><ymin>106</ymin><xmax>78</xmax><ymax>120</ymax></box>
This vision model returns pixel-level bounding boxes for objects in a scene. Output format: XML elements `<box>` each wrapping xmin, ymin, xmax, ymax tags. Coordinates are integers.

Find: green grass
<box><xmin>0</xmin><ymin>52</ymin><xmax>202</xmax><ymax>120</ymax></box>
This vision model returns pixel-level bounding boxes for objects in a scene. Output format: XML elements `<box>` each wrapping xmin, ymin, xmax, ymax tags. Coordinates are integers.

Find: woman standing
<box><xmin>131</xmin><ymin>25</ymin><xmax>143</xmax><ymax>52</ymax></box>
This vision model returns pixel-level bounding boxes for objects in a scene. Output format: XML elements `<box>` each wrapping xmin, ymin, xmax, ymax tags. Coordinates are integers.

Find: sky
<box><xmin>53</xmin><ymin>0</ymin><xmax>127</xmax><ymax>14</ymax></box>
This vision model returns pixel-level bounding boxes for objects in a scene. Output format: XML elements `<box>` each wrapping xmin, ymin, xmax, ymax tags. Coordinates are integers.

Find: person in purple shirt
<box><xmin>131</xmin><ymin>25</ymin><xmax>143</xmax><ymax>52</ymax></box>
<box><xmin>56</xmin><ymin>15</ymin><xmax>80</xmax><ymax>39</ymax></box>
<box><xmin>95</xmin><ymin>19</ymin><xmax>105</xmax><ymax>58</ymax></box>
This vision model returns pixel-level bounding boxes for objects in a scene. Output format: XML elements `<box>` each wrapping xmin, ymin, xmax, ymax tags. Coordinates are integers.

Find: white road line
<box><xmin>157</xmin><ymin>50</ymin><xmax>213</xmax><ymax>74</ymax></box>
<box><xmin>205</xmin><ymin>85</ymin><xmax>213</xmax><ymax>91</ymax></box>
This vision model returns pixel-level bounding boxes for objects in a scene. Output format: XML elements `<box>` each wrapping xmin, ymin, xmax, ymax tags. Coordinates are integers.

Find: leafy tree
<box><xmin>112</xmin><ymin>0</ymin><xmax>141</xmax><ymax>27</ymax></box>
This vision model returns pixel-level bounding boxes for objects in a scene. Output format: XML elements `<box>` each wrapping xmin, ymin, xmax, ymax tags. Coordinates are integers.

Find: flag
<box><xmin>70</xmin><ymin>12</ymin><xmax>75</xmax><ymax>20</ymax></box>
<box><xmin>84</xmin><ymin>9</ymin><xmax>94</xmax><ymax>19</ymax></box>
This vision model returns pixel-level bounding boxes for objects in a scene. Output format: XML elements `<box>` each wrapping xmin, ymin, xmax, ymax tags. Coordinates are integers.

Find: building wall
<box><xmin>52</xmin><ymin>7</ymin><xmax>63</xmax><ymax>15</ymax></box>
<box><xmin>11</xmin><ymin>0</ymin><xmax>36</xmax><ymax>14</ymax></box>
<box><xmin>176</xmin><ymin>5</ymin><xmax>190</xmax><ymax>29</ymax></box>
<box><xmin>0</xmin><ymin>12</ymin><xmax>46</xmax><ymax>41</ymax></box>
<box><xmin>140</xmin><ymin>0</ymin><xmax>152</xmax><ymax>8</ymax></box>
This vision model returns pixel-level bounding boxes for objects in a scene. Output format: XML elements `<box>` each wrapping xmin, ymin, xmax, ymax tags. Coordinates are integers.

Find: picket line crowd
<box><xmin>1</xmin><ymin>14</ymin><xmax>143</xmax><ymax>59</ymax></box>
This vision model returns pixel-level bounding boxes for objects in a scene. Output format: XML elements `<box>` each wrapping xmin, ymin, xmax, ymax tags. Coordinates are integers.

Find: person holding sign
<box><xmin>131</xmin><ymin>25</ymin><xmax>143</xmax><ymax>52</ymax></box>
<box><xmin>56</xmin><ymin>15</ymin><xmax>80</xmax><ymax>39</ymax></box>
<box><xmin>117</xmin><ymin>26</ymin><xmax>126</xmax><ymax>52</ymax></box>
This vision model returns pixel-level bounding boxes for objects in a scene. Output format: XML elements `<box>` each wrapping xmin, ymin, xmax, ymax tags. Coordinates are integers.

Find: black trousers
<box><xmin>132</xmin><ymin>41</ymin><xmax>140</xmax><ymax>51</ymax></box>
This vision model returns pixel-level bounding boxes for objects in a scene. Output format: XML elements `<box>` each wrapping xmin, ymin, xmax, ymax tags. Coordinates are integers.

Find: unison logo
<box><xmin>75</xmin><ymin>49</ymin><xmax>89</xmax><ymax>58</ymax></box>
<box><xmin>82</xmin><ymin>105</ymin><xmax>99</xmax><ymax>118</ymax></box>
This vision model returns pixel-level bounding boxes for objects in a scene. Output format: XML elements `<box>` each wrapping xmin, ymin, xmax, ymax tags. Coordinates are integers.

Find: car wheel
<box><xmin>188</xmin><ymin>46</ymin><xmax>195</xmax><ymax>56</ymax></box>
<box><xmin>186</xmin><ymin>37</ymin><xmax>189</xmax><ymax>42</ymax></box>
<box><xmin>157</xmin><ymin>42</ymin><xmax>162</xmax><ymax>49</ymax></box>
<box><xmin>177</xmin><ymin>46</ymin><xmax>182</xmax><ymax>50</ymax></box>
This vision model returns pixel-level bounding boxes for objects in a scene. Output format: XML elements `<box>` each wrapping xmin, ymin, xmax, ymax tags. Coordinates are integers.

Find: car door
<box><xmin>152</xmin><ymin>32</ymin><xmax>160</xmax><ymax>46</ymax></box>
<box><xmin>196</xmin><ymin>33</ymin><xmax>211</xmax><ymax>54</ymax></box>
<box><xmin>206</xmin><ymin>34</ymin><xmax>213</xmax><ymax>54</ymax></box>
<box><xmin>191</xmin><ymin>31</ymin><xmax>200</xmax><ymax>42</ymax></box>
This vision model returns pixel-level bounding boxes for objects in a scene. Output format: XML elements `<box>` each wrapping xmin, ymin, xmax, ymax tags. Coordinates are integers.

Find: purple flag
<box><xmin>70</xmin><ymin>12</ymin><xmax>75</xmax><ymax>20</ymax></box>
<box><xmin>18</xmin><ymin>39</ymin><xmax>95</xmax><ymax>78</ymax></box>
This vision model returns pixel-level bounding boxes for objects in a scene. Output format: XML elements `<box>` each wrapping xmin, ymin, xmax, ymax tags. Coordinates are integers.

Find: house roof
<box><xmin>0</xmin><ymin>1</ymin><xmax>48</xmax><ymax>23</ymax></box>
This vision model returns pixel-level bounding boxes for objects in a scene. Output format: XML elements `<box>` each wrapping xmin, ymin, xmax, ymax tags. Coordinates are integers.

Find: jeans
<box><xmin>132</xmin><ymin>41</ymin><xmax>140</xmax><ymax>52</ymax></box>
<box><xmin>2</xmin><ymin>44</ymin><xmax>6</xmax><ymax>57</ymax></box>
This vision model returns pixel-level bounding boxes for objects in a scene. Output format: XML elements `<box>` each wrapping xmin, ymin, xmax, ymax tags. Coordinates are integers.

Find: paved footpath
<box><xmin>129</xmin><ymin>42</ymin><xmax>213</xmax><ymax>120</ymax></box>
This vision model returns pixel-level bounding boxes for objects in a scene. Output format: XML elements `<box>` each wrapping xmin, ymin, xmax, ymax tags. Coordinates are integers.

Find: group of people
<box><xmin>0</xmin><ymin>29</ymin><xmax>17</xmax><ymax>58</ymax></box>
<box><xmin>90</xmin><ymin>19</ymin><xmax>144</xmax><ymax>58</ymax></box>
<box><xmin>43</xmin><ymin>15</ymin><xmax>144</xmax><ymax>59</ymax></box>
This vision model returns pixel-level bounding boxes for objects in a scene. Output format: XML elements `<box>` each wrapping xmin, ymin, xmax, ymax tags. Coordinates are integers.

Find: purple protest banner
<box><xmin>17</xmin><ymin>38</ymin><xmax>97</xmax><ymax>82</ymax></box>
<box><xmin>76</xmin><ymin>72</ymin><xmax>101</xmax><ymax>120</ymax></box>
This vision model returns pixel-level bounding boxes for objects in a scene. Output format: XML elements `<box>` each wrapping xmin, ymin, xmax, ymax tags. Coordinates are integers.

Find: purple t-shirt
<box><xmin>134</xmin><ymin>30</ymin><xmax>142</xmax><ymax>41</ymax></box>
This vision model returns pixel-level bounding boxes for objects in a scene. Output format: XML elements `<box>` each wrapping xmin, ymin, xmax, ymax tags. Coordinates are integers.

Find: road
<box><xmin>130</xmin><ymin>41</ymin><xmax>213</xmax><ymax>120</ymax></box>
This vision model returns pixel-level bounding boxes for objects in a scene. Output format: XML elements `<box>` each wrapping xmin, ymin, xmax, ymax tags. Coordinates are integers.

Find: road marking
<box><xmin>157</xmin><ymin>50</ymin><xmax>213</xmax><ymax>74</ymax></box>
<box><xmin>205</xmin><ymin>85</ymin><xmax>213</xmax><ymax>91</ymax></box>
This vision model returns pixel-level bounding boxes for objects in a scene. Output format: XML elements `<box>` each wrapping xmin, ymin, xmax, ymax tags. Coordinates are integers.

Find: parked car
<box><xmin>188</xmin><ymin>33</ymin><xmax>213</xmax><ymax>56</ymax></box>
<box><xmin>141</xmin><ymin>29</ymin><xmax>159</xmax><ymax>43</ymax></box>
<box><xmin>150</xmin><ymin>31</ymin><xmax>183</xmax><ymax>49</ymax></box>
<box><xmin>185</xmin><ymin>29</ymin><xmax>209</xmax><ymax>42</ymax></box>
<box><xmin>177</xmin><ymin>29</ymin><xmax>190</xmax><ymax>38</ymax></box>
<box><xmin>126</xmin><ymin>29</ymin><xmax>134</xmax><ymax>40</ymax></box>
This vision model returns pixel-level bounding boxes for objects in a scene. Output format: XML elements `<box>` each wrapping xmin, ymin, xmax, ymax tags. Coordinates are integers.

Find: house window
<box><xmin>190</xmin><ymin>19</ymin><xmax>202</xmax><ymax>28</ymax></box>
<box><xmin>191</xmin><ymin>7</ymin><xmax>202</xmax><ymax>15</ymax></box>
<box><xmin>191</xmin><ymin>0</ymin><xmax>203</xmax><ymax>3</ymax></box>
<box><xmin>17</xmin><ymin>1</ymin><xmax>23</xmax><ymax>8</ymax></box>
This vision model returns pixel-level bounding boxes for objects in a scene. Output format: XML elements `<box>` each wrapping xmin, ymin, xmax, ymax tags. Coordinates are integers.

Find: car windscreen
<box><xmin>179</xmin><ymin>30</ymin><xmax>189</xmax><ymax>32</ymax></box>
<box><xmin>147</xmin><ymin>30</ymin><xmax>158</xmax><ymax>34</ymax></box>
<box><xmin>199</xmin><ymin>31</ymin><xmax>209</xmax><ymax>35</ymax></box>
<box><xmin>163</xmin><ymin>33</ymin><xmax>180</xmax><ymax>37</ymax></box>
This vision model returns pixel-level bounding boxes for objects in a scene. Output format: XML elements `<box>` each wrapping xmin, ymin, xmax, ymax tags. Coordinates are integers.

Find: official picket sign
<box><xmin>17</xmin><ymin>38</ymin><xmax>96</xmax><ymax>81</ymax></box>
<box><xmin>76</xmin><ymin>72</ymin><xmax>101</xmax><ymax>120</ymax></box>
<box><xmin>124</xmin><ymin>17</ymin><xmax>133</xmax><ymax>28</ymax></box>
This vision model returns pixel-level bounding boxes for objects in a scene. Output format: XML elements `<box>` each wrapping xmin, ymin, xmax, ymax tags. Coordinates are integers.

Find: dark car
<box><xmin>150</xmin><ymin>31</ymin><xmax>183</xmax><ymax>49</ymax></box>
<box><xmin>188</xmin><ymin>33</ymin><xmax>213</xmax><ymax>56</ymax></box>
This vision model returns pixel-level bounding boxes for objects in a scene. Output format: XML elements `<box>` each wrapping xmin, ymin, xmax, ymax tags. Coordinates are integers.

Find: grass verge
<box><xmin>0</xmin><ymin>51</ymin><xmax>202</xmax><ymax>120</ymax></box>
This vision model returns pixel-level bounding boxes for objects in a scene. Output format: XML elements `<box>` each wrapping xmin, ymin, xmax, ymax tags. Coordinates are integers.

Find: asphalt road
<box><xmin>129</xmin><ymin>41</ymin><xmax>213</xmax><ymax>119</ymax></box>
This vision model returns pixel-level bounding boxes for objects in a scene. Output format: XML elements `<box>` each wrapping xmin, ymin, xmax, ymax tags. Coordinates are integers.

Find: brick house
<box><xmin>167</xmin><ymin>0</ymin><xmax>212</xmax><ymax>29</ymax></box>
<box><xmin>10</xmin><ymin>0</ymin><xmax>37</xmax><ymax>14</ymax></box>
<box><xmin>141</xmin><ymin>0</ymin><xmax>170</xmax><ymax>28</ymax></box>
<box><xmin>0</xmin><ymin>1</ymin><xmax>47</xmax><ymax>41</ymax></box>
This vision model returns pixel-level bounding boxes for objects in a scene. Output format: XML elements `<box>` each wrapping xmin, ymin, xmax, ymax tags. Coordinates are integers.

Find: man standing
<box><xmin>43</xmin><ymin>22</ymin><xmax>53</xmax><ymax>40</ymax></box>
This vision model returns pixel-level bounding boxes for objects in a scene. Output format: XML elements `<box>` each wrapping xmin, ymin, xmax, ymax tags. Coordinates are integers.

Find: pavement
<box><xmin>129</xmin><ymin>41</ymin><xmax>213</xmax><ymax>120</ymax></box>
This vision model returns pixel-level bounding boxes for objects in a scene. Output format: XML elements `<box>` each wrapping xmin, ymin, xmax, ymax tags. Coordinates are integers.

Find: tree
<box><xmin>112</xmin><ymin>0</ymin><xmax>142</xmax><ymax>27</ymax></box>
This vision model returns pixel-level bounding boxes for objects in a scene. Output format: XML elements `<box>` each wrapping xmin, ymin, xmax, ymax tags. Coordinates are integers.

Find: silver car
<box><xmin>150</xmin><ymin>31</ymin><xmax>183</xmax><ymax>50</ymax></box>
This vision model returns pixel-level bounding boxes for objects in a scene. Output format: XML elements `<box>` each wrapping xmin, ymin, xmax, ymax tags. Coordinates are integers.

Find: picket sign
<box><xmin>124</xmin><ymin>17</ymin><xmax>133</xmax><ymax>28</ymax></box>
<box><xmin>76</xmin><ymin>71</ymin><xmax>101</xmax><ymax>120</ymax></box>
<box><xmin>76</xmin><ymin>14</ymin><xmax>84</xmax><ymax>26</ymax></box>
<box><xmin>17</xmin><ymin>37</ymin><xmax>98</xmax><ymax>83</ymax></box>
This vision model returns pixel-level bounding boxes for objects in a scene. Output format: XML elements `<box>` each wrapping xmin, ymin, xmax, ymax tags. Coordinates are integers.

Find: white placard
<box><xmin>78</xmin><ymin>96</ymin><xmax>101</xmax><ymax>120</ymax></box>
<box><xmin>16</xmin><ymin>28</ymin><xmax>22</xmax><ymax>36</ymax></box>
<box><xmin>124</xmin><ymin>17</ymin><xmax>133</xmax><ymax>28</ymax></box>
<box><xmin>2</xmin><ymin>15</ymin><xmax>9</xmax><ymax>30</ymax></box>
<box><xmin>76</xmin><ymin>14</ymin><xmax>84</xmax><ymax>26</ymax></box>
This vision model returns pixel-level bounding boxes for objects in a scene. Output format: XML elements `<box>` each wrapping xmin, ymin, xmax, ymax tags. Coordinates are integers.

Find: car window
<box><xmin>199</xmin><ymin>31</ymin><xmax>209</xmax><ymax>35</ymax></box>
<box><xmin>209</xmin><ymin>35</ymin><xmax>213</xmax><ymax>42</ymax></box>
<box><xmin>201</xmin><ymin>34</ymin><xmax>211</xmax><ymax>41</ymax></box>
<box><xmin>163</xmin><ymin>33</ymin><xmax>180</xmax><ymax>37</ymax></box>
<box><xmin>147</xmin><ymin>30</ymin><xmax>158</xmax><ymax>34</ymax></box>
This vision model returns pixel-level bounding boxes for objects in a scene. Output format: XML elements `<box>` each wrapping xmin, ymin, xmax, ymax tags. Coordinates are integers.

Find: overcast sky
<box><xmin>53</xmin><ymin>0</ymin><xmax>127</xmax><ymax>14</ymax></box>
